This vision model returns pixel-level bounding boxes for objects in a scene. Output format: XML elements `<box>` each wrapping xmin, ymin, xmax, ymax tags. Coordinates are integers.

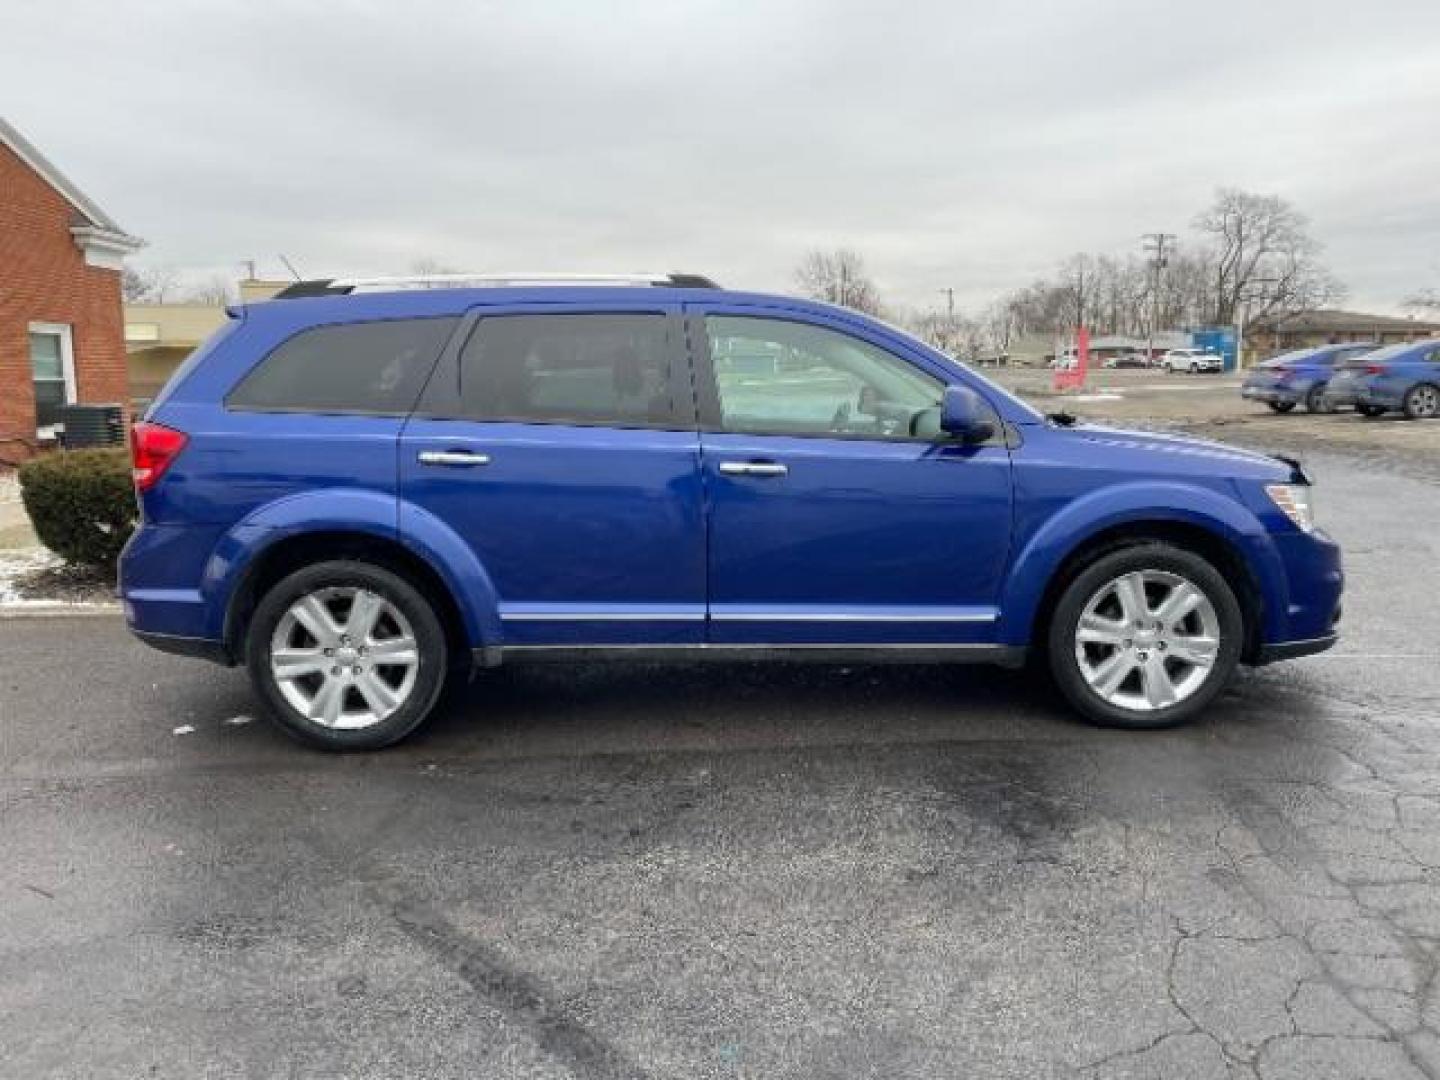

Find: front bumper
<box><xmin>1256</xmin><ymin>633</ymin><xmax>1339</xmax><ymax>664</ymax></box>
<box><xmin>1256</xmin><ymin>528</ymin><xmax>1343</xmax><ymax>662</ymax></box>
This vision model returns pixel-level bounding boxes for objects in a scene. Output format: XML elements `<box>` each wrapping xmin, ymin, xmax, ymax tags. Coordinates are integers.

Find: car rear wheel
<box><xmin>1403</xmin><ymin>383</ymin><xmax>1439</xmax><ymax>420</ymax></box>
<box><xmin>1268</xmin><ymin>401</ymin><xmax>1296</xmax><ymax>413</ymax></box>
<box><xmin>1047</xmin><ymin>544</ymin><xmax>1243</xmax><ymax>729</ymax></box>
<box><xmin>246</xmin><ymin>560</ymin><xmax>448</xmax><ymax>750</ymax></box>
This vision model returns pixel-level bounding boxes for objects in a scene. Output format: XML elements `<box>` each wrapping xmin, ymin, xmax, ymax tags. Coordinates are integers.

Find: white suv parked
<box><xmin>1162</xmin><ymin>348</ymin><xmax>1223</xmax><ymax>374</ymax></box>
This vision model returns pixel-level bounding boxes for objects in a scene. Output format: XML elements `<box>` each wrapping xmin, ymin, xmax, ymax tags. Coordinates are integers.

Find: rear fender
<box><xmin>202</xmin><ymin>489</ymin><xmax>500</xmax><ymax>646</ymax></box>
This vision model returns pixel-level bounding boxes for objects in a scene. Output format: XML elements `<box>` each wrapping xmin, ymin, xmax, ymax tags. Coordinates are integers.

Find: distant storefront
<box><xmin>1249</xmin><ymin>310</ymin><xmax>1440</xmax><ymax>356</ymax></box>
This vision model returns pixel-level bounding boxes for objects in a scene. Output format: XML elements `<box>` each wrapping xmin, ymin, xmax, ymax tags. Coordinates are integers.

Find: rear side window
<box><xmin>454</xmin><ymin>314</ymin><xmax>677</xmax><ymax>427</ymax></box>
<box><xmin>228</xmin><ymin>317</ymin><xmax>458</xmax><ymax>414</ymax></box>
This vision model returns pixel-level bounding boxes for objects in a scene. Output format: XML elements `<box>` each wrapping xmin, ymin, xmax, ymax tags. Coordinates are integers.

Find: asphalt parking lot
<box><xmin>3</xmin><ymin>449</ymin><xmax>1439</xmax><ymax>1079</ymax></box>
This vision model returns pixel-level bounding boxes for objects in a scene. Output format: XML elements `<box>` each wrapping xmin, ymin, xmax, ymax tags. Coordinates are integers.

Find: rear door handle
<box><xmin>418</xmin><ymin>450</ymin><xmax>492</xmax><ymax>468</ymax></box>
<box><xmin>718</xmin><ymin>461</ymin><xmax>788</xmax><ymax>478</ymax></box>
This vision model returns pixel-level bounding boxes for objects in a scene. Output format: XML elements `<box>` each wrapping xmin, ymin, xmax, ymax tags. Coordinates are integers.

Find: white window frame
<box><xmin>28</xmin><ymin>321</ymin><xmax>77</xmax><ymax>438</ymax></box>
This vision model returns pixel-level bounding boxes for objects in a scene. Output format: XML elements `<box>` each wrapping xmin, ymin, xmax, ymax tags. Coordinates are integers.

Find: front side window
<box><xmin>228</xmin><ymin>317</ymin><xmax>458</xmax><ymax>414</ymax></box>
<box><xmin>705</xmin><ymin>316</ymin><xmax>944</xmax><ymax>438</ymax></box>
<box><xmin>456</xmin><ymin>314</ymin><xmax>675</xmax><ymax>427</ymax></box>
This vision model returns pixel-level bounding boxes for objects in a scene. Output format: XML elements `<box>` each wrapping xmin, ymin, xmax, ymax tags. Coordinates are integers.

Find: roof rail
<box><xmin>270</xmin><ymin>272</ymin><xmax>721</xmax><ymax>299</ymax></box>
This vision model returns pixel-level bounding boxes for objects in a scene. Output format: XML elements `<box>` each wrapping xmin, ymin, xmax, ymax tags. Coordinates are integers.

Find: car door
<box><xmin>399</xmin><ymin>303</ymin><xmax>706</xmax><ymax>646</ymax></box>
<box><xmin>688</xmin><ymin>304</ymin><xmax>1014</xmax><ymax>646</ymax></box>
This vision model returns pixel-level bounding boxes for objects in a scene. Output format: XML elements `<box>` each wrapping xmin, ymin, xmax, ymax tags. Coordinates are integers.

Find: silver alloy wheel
<box><xmin>269</xmin><ymin>587</ymin><xmax>420</xmax><ymax>730</ymax></box>
<box><xmin>1074</xmin><ymin>569</ymin><xmax>1221</xmax><ymax>712</ymax></box>
<box><xmin>1411</xmin><ymin>385</ymin><xmax>1439</xmax><ymax>417</ymax></box>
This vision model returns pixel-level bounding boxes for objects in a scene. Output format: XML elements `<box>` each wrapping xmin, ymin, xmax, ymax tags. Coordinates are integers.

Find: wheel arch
<box><xmin>1027</xmin><ymin>520</ymin><xmax>1265</xmax><ymax>664</ymax></box>
<box><xmin>205</xmin><ymin>491</ymin><xmax>501</xmax><ymax>662</ymax></box>
<box><xmin>998</xmin><ymin>486</ymin><xmax>1283</xmax><ymax>662</ymax></box>
<box><xmin>221</xmin><ymin>530</ymin><xmax>477</xmax><ymax>665</ymax></box>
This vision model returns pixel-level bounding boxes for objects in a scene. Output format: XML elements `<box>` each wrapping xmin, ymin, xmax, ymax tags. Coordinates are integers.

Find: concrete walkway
<box><xmin>0</xmin><ymin>472</ymin><xmax>37</xmax><ymax>549</ymax></box>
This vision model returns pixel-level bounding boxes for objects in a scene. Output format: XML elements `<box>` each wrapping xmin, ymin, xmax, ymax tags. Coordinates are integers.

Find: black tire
<box><xmin>245</xmin><ymin>560</ymin><xmax>449</xmax><ymax>751</ymax></box>
<box><xmin>1046</xmin><ymin>543</ymin><xmax>1244</xmax><ymax>730</ymax></box>
<box><xmin>1268</xmin><ymin>401</ymin><xmax>1296</xmax><ymax>414</ymax></box>
<box><xmin>1358</xmin><ymin>404</ymin><xmax>1385</xmax><ymax>418</ymax></box>
<box><xmin>1305</xmin><ymin>383</ymin><xmax>1330</xmax><ymax>414</ymax></box>
<box><xmin>1402</xmin><ymin>383</ymin><xmax>1440</xmax><ymax>420</ymax></box>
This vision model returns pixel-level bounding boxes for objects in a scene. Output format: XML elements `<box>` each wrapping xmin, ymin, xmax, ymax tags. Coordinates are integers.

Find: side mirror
<box><xmin>940</xmin><ymin>386</ymin><xmax>997</xmax><ymax>444</ymax></box>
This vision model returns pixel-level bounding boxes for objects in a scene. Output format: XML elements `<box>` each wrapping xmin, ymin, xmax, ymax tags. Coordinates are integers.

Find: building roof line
<box><xmin>0</xmin><ymin>114</ymin><xmax>143</xmax><ymax>248</ymax></box>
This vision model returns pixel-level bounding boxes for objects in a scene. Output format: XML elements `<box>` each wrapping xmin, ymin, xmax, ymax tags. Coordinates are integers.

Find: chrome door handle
<box><xmin>718</xmin><ymin>461</ymin><xmax>788</xmax><ymax>478</ymax></box>
<box><xmin>418</xmin><ymin>450</ymin><xmax>491</xmax><ymax>468</ymax></box>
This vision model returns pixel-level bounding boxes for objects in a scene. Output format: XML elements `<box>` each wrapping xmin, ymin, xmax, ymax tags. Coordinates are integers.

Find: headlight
<box><xmin>1266</xmin><ymin>483</ymin><xmax>1315</xmax><ymax>533</ymax></box>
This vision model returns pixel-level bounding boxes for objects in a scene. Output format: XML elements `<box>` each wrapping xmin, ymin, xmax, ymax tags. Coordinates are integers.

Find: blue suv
<box><xmin>120</xmin><ymin>274</ymin><xmax>1343</xmax><ymax>749</ymax></box>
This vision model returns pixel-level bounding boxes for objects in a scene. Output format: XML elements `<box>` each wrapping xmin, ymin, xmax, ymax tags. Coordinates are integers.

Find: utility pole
<box><xmin>837</xmin><ymin>260</ymin><xmax>848</xmax><ymax>308</ymax></box>
<box><xmin>1142</xmin><ymin>233</ymin><xmax>1177</xmax><ymax>365</ymax></box>
<box><xmin>940</xmin><ymin>287</ymin><xmax>956</xmax><ymax>351</ymax></box>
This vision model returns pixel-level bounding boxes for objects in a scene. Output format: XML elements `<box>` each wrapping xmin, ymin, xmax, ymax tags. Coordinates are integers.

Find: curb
<box><xmin>0</xmin><ymin>603</ymin><xmax>122</xmax><ymax>619</ymax></box>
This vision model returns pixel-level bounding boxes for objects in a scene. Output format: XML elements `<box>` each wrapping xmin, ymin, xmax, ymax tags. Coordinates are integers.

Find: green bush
<box><xmin>18</xmin><ymin>448</ymin><xmax>137</xmax><ymax>571</ymax></box>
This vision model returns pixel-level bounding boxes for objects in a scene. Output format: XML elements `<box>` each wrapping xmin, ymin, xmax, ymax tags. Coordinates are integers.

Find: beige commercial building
<box><xmin>125</xmin><ymin>278</ymin><xmax>287</xmax><ymax>402</ymax></box>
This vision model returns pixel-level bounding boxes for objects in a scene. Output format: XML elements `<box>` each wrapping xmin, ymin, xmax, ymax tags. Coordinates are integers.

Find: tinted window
<box><xmin>705</xmin><ymin>316</ymin><xmax>945</xmax><ymax>438</ymax></box>
<box><xmin>456</xmin><ymin>314</ymin><xmax>676</xmax><ymax>427</ymax></box>
<box><xmin>229</xmin><ymin>317</ymin><xmax>457</xmax><ymax>414</ymax></box>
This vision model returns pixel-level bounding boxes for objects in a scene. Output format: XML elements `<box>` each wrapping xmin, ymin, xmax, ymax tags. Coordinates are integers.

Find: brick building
<box><xmin>1248</xmin><ymin>309</ymin><xmax>1440</xmax><ymax>356</ymax></box>
<box><xmin>1</xmin><ymin>116</ymin><xmax>143</xmax><ymax>464</ymax></box>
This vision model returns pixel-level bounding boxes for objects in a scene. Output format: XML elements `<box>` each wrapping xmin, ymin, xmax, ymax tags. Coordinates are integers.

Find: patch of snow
<box><xmin>172</xmin><ymin>725</ymin><xmax>195</xmax><ymax>736</ymax></box>
<box><xmin>225</xmin><ymin>715</ymin><xmax>254</xmax><ymax>727</ymax></box>
<box><xmin>0</xmin><ymin>549</ymin><xmax>61</xmax><ymax>605</ymax></box>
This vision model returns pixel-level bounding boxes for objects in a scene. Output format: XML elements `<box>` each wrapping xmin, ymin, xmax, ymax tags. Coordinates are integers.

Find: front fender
<box><xmin>201</xmin><ymin>489</ymin><xmax>501</xmax><ymax>647</ymax></box>
<box><xmin>996</xmin><ymin>481</ymin><xmax>1288</xmax><ymax>646</ymax></box>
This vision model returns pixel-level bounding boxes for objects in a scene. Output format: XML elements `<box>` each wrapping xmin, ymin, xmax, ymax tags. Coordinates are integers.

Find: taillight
<box><xmin>1365</xmin><ymin>364</ymin><xmax>1387</xmax><ymax>375</ymax></box>
<box><xmin>130</xmin><ymin>421</ymin><xmax>188</xmax><ymax>492</ymax></box>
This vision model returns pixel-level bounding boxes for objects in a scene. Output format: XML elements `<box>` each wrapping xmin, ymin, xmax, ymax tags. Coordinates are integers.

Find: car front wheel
<box><xmin>246</xmin><ymin>560</ymin><xmax>449</xmax><ymax>750</ymax></box>
<box><xmin>1047</xmin><ymin>544</ymin><xmax>1243</xmax><ymax>729</ymax></box>
<box><xmin>1268</xmin><ymin>401</ymin><xmax>1296</xmax><ymax>413</ymax></box>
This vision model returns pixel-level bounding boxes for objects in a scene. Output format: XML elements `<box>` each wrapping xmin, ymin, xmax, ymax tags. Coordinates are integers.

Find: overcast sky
<box><xmin>6</xmin><ymin>0</ymin><xmax>1439</xmax><ymax>315</ymax></box>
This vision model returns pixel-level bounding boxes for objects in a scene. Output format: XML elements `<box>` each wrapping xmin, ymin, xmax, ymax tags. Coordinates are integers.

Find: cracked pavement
<box><xmin>2</xmin><ymin>451</ymin><xmax>1438</xmax><ymax>1078</ymax></box>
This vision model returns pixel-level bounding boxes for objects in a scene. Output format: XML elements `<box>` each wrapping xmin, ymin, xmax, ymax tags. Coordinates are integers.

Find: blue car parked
<box><xmin>1240</xmin><ymin>342</ymin><xmax>1377</xmax><ymax>414</ymax></box>
<box><xmin>1349</xmin><ymin>339</ymin><xmax>1440</xmax><ymax>419</ymax></box>
<box><xmin>121</xmin><ymin>273</ymin><xmax>1343</xmax><ymax>749</ymax></box>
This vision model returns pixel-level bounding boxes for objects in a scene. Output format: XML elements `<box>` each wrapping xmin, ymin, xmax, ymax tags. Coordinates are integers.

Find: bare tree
<box><xmin>1402</xmin><ymin>289</ymin><xmax>1440</xmax><ymax>314</ymax></box>
<box><xmin>1194</xmin><ymin>188</ymin><xmax>1343</xmax><ymax>324</ymax></box>
<box><xmin>121</xmin><ymin>265</ymin><xmax>180</xmax><ymax>303</ymax></box>
<box><xmin>186</xmin><ymin>275</ymin><xmax>236</xmax><ymax>306</ymax></box>
<box><xmin>794</xmin><ymin>249</ymin><xmax>885</xmax><ymax>315</ymax></box>
<box><xmin>1054</xmin><ymin>253</ymin><xmax>1099</xmax><ymax>330</ymax></box>
<box><xmin>409</xmin><ymin>257</ymin><xmax>461</xmax><ymax>276</ymax></box>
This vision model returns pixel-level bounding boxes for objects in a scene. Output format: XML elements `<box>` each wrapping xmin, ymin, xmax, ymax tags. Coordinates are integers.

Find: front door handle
<box><xmin>418</xmin><ymin>450</ymin><xmax>492</xmax><ymax>468</ymax></box>
<box><xmin>718</xmin><ymin>461</ymin><xmax>788</xmax><ymax>478</ymax></box>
